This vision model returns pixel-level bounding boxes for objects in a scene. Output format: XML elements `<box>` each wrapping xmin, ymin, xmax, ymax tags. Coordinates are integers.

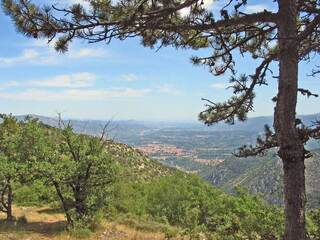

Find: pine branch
<box><xmin>199</xmin><ymin>53</ymin><xmax>275</xmax><ymax>125</ymax></box>
<box><xmin>298</xmin><ymin>88</ymin><xmax>319</xmax><ymax>98</ymax></box>
<box><xmin>235</xmin><ymin>120</ymin><xmax>320</xmax><ymax>158</ymax></box>
<box><xmin>234</xmin><ymin>125</ymin><xmax>277</xmax><ymax>157</ymax></box>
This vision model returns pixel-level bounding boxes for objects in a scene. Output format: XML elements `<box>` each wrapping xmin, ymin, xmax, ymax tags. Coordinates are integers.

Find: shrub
<box><xmin>111</xmin><ymin>173</ymin><xmax>284</xmax><ymax>239</ymax></box>
<box><xmin>307</xmin><ymin>208</ymin><xmax>320</xmax><ymax>240</ymax></box>
<box><xmin>70</xmin><ymin>226</ymin><xmax>92</xmax><ymax>239</ymax></box>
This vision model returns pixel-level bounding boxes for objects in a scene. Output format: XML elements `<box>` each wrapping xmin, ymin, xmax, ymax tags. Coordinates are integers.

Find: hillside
<box><xmin>1</xmin><ymin>115</ymin><xmax>320</xmax><ymax>239</ymax></box>
<box><xmin>18</xmin><ymin>114</ymin><xmax>320</xmax><ymax>207</ymax></box>
<box><xmin>105</xmin><ymin>140</ymin><xmax>175</xmax><ymax>182</ymax></box>
<box><xmin>15</xmin><ymin>115</ymin><xmax>175</xmax><ymax>182</ymax></box>
<box><xmin>202</xmin><ymin>150</ymin><xmax>320</xmax><ymax>208</ymax></box>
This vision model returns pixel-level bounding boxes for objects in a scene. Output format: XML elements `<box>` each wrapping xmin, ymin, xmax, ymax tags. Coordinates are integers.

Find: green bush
<box><xmin>111</xmin><ymin>173</ymin><xmax>284</xmax><ymax>239</ymax></box>
<box><xmin>14</xmin><ymin>180</ymin><xmax>57</xmax><ymax>206</ymax></box>
<box><xmin>307</xmin><ymin>208</ymin><xmax>320</xmax><ymax>240</ymax></box>
<box><xmin>70</xmin><ymin>225</ymin><xmax>92</xmax><ymax>239</ymax></box>
<box><xmin>164</xmin><ymin>227</ymin><xmax>179</xmax><ymax>240</ymax></box>
<box><xmin>116</xmin><ymin>214</ymin><xmax>175</xmax><ymax>233</ymax></box>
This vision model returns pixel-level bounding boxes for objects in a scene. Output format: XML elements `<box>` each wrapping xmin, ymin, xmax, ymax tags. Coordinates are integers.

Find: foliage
<box><xmin>112</xmin><ymin>173</ymin><xmax>284</xmax><ymax>239</ymax></box>
<box><xmin>23</xmin><ymin>120</ymin><xmax>118</xmax><ymax>226</ymax></box>
<box><xmin>0</xmin><ymin>115</ymin><xmax>118</xmax><ymax>228</ymax></box>
<box><xmin>116</xmin><ymin>214</ymin><xmax>177</xmax><ymax>234</ymax></box>
<box><xmin>0</xmin><ymin>114</ymin><xmax>24</xmax><ymax>221</ymax></box>
<box><xmin>14</xmin><ymin>180</ymin><xmax>57</xmax><ymax>207</ymax></box>
<box><xmin>69</xmin><ymin>226</ymin><xmax>92</xmax><ymax>239</ymax></box>
<box><xmin>307</xmin><ymin>209</ymin><xmax>320</xmax><ymax>240</ymax></box>
<box><xmin>1</xmin><ymin>115</ymin><xmax>320</xmax><ymax>239</ymax></box>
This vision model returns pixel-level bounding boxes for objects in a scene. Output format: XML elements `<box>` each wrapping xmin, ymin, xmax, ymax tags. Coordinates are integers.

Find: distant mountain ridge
<box><xmin>16</xmin><ymin>112</ymin><xmax>320</xmax><ymax>132</ymax></box>
<box><xmin>14</xmin><ymin>113</ymin><xmax>320</xmax><ymax>207</ymax></box>
<box><xmin>15</xmin><ymin>113</ymin><xmax>320</xmax><ymax>152</ymax></box>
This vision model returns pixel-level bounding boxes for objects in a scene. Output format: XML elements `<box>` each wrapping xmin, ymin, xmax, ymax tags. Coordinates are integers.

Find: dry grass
<box><xmin>0</xmin><ymin>206</ymin><xmax>171</xmax><ymax>240</ymax></box>
<box><xmin>99</xmin><ymin>223</ymin><xmax>168</xmax><ymax>240</ymax></box>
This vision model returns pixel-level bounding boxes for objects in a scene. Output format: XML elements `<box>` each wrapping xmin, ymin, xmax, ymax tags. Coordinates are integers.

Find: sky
<box><xmin>0</xmin><ymin>0</ymin><xmax>319</xmax><ymax>121</ymax></box>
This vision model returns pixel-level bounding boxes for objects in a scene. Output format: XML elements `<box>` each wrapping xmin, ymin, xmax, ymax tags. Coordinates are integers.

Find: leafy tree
<box><xmin>21</xmin><ymin>119</ymin><xmax>118</xmax><ymax>227</ymax></box>
<box><xmin>0</xmin><ymin>114</ymin><xmax>22</xmax><ymax>221</ymax></box>
<box><xmin>2</xmin><ymin>0</ymin><xmax>320</xmax><ymax>239</ymax></box>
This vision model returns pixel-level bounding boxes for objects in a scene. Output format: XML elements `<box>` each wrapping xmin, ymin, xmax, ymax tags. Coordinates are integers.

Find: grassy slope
<box><xmin>0</xmin><ymin>141</ymin><xmax>178</xmax><ymax>240</ymax></box>
<box><xmin>0</xmin><ymin>206</ymin><xmax>169</xmax><ymax>240</ymax></box>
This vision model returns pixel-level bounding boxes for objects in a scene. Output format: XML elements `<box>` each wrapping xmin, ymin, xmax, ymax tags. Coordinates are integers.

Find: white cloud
<box><xmin>203</xmin><ymin>0</ymin><xmax>215</xmax><ymax>10</ymax></box>
<box><xmin>121</xmin><ymin>74</ymin><xmax>139</xmax><ymax>82</ymax></box>
<box><xmin>156</xmin><ymin>84</ymin><xmax>181</xmax><ymax>96</ymax></box>
<box><xmin>0</xmin><ymin>81</ymin><xmax>19</xmax><ymax>90</ymax></box>
<box><xmin>245</xmin><ymin>4</ymin><xmax>274</xmax><ymax>14</ymax></box>
<box><xmin>29</xmin><ymin>72</ymin><xmax>97</xmax><ymax>88</ymax></box>
<box><xmin>69</xmin><ymin>48</ymin><xmax>109</xmax><ymax>59</ymax></box>
<box><xmin>31</xmin><ymin>39</ymin><xmax>55</xmax><ymax>48</ymax></box>
<box><xmin>0</xmin><ymin>72</ymin><xmax>97</xmax><ymax>89</ymax></box>
<box><xmin>0</xmin><ymin>48</ymin><xmax>60</xmax><ymax>66</ymax></box>
<box><xmin>59</xmin><ymin>0</ymin><xmax>91</xmax><ymax>9</ymax></box>
<box><xmin>0</xmin><ymin>70</ymin><xmax>152</xmax><ymax>101</ymax></box>
<box><xmin>179</xmin><ymin>0</ymin><xmax>215</xmax><ymax>17</ymax></box>
<box><xmin>0</xmin><ymin>88</ymin><xmax>151</xmax><ymax>101</ymax></box>
<box><xmin>0</xmin><ymin>72</ymin><xmax>183</xmax><ymax>101</ymax></box>
<box><xmin>179</xmin><ymin>7</ymin><xmax>191</xmax><ymax>17</ymax></box>
<box><xmin>66</xmin><ymin>0</ymin><xmax>87</xmax><ymax>3</ymax></box>
<box><xmin>210</xmin><ymin>83</ymin><xmax>228</xmax><ymax>89</ymax></box>
<box><xmin>0</xmin><ymin>45</ymin><xmax>109</xmax><ymax>67</ymax></box>
<box><xmin>0</xmin><ymin>49</ymin><xmax>40</xmax><ymax>65</ymax></box>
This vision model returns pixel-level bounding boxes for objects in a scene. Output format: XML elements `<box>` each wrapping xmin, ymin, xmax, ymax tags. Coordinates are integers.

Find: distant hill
<box><xmin>105</xmin><ymin>140</ymin><xmax>175</xmax><ymax>182</ymax></box>
<box><xmin>202</xmin><ymin>149</ymin><xmax>320</xmax><ymax>208</ymax></box>
<box><xmin>15</xmin><ymin>113</ymin><xmax>320</xmax><ymax>207</ymax></box>
<box><xmin>15</xmin><ymin>115</ymin><xmax>152</xmax><ymax>142</ymax></box>
<box><xmin>16</xmin><ymin>112</ymin><xmax>320</xmax><ymax>134</ymax></box>
<box><xmin>192</xmin><ymin>113</ymin><xmax>320</xmax><ymax>133</ymax></box>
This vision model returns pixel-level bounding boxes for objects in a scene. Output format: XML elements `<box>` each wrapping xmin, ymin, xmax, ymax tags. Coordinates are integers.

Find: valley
<box><xmin>28</xmin><ymin>114</ymin><xmax>320</xmax><ymax>207</ymax></box>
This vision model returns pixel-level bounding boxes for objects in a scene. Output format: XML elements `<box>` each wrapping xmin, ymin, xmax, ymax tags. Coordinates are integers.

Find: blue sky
<box><xmin>0</xmin><ymin>0</ymin><xmax>319</xmax><ymax>121</ymax></box>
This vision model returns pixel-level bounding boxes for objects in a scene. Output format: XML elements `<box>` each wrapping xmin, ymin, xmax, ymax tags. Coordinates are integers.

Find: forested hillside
<box><xmin>0</xmin><ymin>115</ymin><xmax>307</xmax><ymax>240</ymax></box>
<box><xmin>203</xmin><ymin>150</ymin><xmax>320</xmax><ymax>208</ymax></box>
<box><xmin>26</xmin><ymin>114</ymin><xmax>320</xmax><ymax>208</ymax></box>
<box><xmin>1</xmin><ymin>115</ymin><xmax>319</xmax><ymax>239</ymax></box>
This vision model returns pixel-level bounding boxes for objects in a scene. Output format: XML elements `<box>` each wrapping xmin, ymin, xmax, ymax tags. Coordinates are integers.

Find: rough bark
<box><xmin>274</xmin><ymin>0</ymin><xmax>306</xmax><ymax>239</ymax></box>
<box><xmin>6</xmin><ymin>178</ymin><xmax>13</xmax><ymax>222</ymax></box>
<box><xmin>52</xmin><ymin>181</ymin><xmax>73</xmax><ymax>227</ymax></box>
<box><xmin>74</xmin><ymin>185</ymin><xmax>87</xmax><ymax>218</ymax></box>
<box><xmin>0</xmin><ymin>177</ymin><xmax>14</xmax><ymax>222</ymax></box>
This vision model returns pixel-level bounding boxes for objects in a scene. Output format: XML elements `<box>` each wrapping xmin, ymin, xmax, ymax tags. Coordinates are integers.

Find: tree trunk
<box><xmin>274</xmin><ymin>1</ymin><xmax>306</xmax><ymax>239</ymax></box>
<box><xmin>282</xmin><ymin>157</ymin><xmax>306</xmax><ymax>240</ymax></box>
<box><xmin>52</xmin><ymin>181</ymin><xmax>73</xmax><ymax>227</ymax></box>
<box><xmin>6</xmin><ymin>178</ymin><xmax>13</xmax><ymax>222</ymax></box>
<box><xmin>74</xmin><ymin>185</ymin><xmax>87</xmax><ymax>218</ymax></box>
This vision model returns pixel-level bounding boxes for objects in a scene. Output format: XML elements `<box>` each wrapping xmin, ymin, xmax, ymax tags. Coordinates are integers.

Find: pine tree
<box><xmin>2</xmin><ymin>0</ymin><xmax>320</xmax><ymax>239</ymax></box>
